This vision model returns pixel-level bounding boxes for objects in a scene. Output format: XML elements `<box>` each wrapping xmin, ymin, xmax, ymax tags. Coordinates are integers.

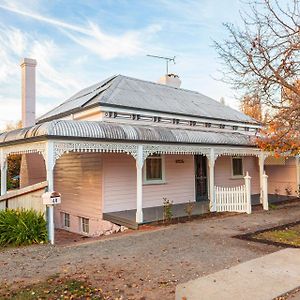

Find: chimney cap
<box><xmin>20</xmin><ymin>58</ymin><xmax>37</xmax><ymax>67</ymax></box>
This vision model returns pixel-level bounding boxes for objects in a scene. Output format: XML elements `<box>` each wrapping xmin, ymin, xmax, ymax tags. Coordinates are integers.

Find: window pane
<box><xmin>146</xmin><ymin>157</ymin><xmax>162</xmax><ymax>180</ymax></box>
<box><xmin>233</xmin><ymin>158</ymin><xmax>243</xmax><ymax>176</ymax></box>
<box><xmin>80</xmin><ymin>217</ymin><xmax>89</xmax><ymax>234</ymax></box>
<box><xmin>64</xmin><ymin>213</ymin><xmax>70</xmax><ymax>228</ymax></box>
<box><xmin>61</xmin><ymin>212</ymin><xmax>70</xmax><ymax>228</ymax></box>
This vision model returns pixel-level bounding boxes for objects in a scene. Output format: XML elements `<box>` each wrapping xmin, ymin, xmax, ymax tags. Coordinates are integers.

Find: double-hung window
<box><xmin>144</xmin><ymin>154</ymin><xmax>165</xmax><ymax>184</ymax></box>
<box><xmin>79</xmin><ymin>217</ymin><xmax>89</xmax><ymax>234</ymax></box>
<box><xmin>232</xmin><ymin>156</ymin><xmax>244</xmax><ymax>177</ymax></box>
<box><xmin>61</xmin><ymin>212</ymin><xmax>70</xmax><ymax>229</ymax></box>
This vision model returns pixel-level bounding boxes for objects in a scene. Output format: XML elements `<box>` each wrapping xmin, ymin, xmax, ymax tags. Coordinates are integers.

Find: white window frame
<box><xmin>61</xmin><ymin>212</ymin><xmax>70</xmax><ymax>229</ymax></box>
<box><xmin>79</xmin><ymin>217</ymin><xmax>89</xmax><ymax>234</ymax></box>
<box><xmin>143</xmin><ymin>154</ymin><xmax>166</xmax><ymax>185</ymax></box>
<box><xmin>231</xmin><ymin>156</ymin><xmax>244</xmax><ymax>178</ymax></box>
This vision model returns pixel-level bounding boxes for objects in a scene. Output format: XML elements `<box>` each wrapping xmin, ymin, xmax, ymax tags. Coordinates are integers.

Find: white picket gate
<box><xmin>214</xmin><ymin>173</ymin><xmax>252</xmax><ymax>214</ymax></box>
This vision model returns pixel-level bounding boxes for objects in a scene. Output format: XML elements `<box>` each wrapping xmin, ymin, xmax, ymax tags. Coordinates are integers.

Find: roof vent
<box><xmin>158</xmin><ymin>74</ymin><xmax>181</xmax><ymax>88</ymax></box>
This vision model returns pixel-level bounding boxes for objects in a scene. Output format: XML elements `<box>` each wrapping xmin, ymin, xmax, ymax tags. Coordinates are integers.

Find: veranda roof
<box><xmin>37</xmin><ymin>75</ymin><xmax>257</xmax><ymax>125</ymax></box>
<box><xmin>0</xmin><ymin>120</ymin><xmax>254</xmax><ymax>147</ymax></box>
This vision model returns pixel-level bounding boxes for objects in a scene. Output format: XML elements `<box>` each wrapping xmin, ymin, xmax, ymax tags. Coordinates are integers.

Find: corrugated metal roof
<box><xmin>37</xmin><ymin>75</ymin><xmax>256</xmax><ymax>124</ymax></box>
<box><xmin>0</xmin><ymin>120</ymin><xmax>254</xmax><ymax>146</ymax></box>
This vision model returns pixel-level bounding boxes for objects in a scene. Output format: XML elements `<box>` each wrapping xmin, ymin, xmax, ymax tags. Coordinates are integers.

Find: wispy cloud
<box><xmin>0</xmin><ymin>24</ymin><xmax>86</xmax><ymax>129</ymax></box>
<box><xmin>0</xmin><ymin>0</ymin><xmax>241</xmax><ymax>130</ymax></box>
<box><xmin>0</xmin><ymin>2</ymin><xmax>161</xmax><ymax>59</ymax></box>
<box><xmin>0</xmin><ymin>1</ymin><xmax>163</xmax><ymax>129</ymax></box>
<box><xmin>0</xmin><ymin>3</ymin><xmax>91</xmax><ymax>35</ymax></box>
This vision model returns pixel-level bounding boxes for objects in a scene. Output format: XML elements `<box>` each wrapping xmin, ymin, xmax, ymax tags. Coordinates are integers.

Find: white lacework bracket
<box><xmin>53</xmin><ymin>141</ymin><xmax>139</xmax><ymax>164</ymax></box>
<box><xmin>1</xmin><ymin>142</ymin><xmax>47</xmax><ymax>161</ymax></box>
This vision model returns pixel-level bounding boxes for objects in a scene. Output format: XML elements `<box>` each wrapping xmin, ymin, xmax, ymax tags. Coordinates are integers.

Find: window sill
<box><xmin>230</xmin><ymin>176</ymin><xmax>244</xmax><ymax>180</ymax></box>
<box><xmin>80</xmin><ymin>231</ymin><xmax>89</xmax><ymax>235</ymax></box>
<box><xmin>143</xmin><ymin>181</ymin><xmax>167</xmax><ymax>186</ymax></box>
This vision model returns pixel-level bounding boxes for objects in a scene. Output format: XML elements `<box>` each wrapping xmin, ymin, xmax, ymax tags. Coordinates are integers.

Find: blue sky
<box><xmin>0</xmin><ymin>0</ymin><xmax>245</xmax><ymax>129</ymax></box>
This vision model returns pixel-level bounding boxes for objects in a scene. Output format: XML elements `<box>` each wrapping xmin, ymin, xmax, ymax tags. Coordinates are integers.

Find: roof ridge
<box><xmin>97</xmin><ymin>75</ymin><xmax>124</xmax><ymax>103</ymax></box>
<box><xmin>116</xmin><ymin>74</ymin><xmax>202</xmax><ymax>95</ymax></box>
<box><xmin>79</xmin><ymin>75</ymin><xmax>118</xmax><ymax>108</ymax></box>
<box><xmin>67</xmin><ymin>74</ymin><xmax>118</xmax><ymax>103</ymax></box>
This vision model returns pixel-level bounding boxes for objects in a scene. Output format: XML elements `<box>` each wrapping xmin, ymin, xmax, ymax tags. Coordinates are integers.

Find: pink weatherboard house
<box><xmin>0</xmin><ymin>58</ymin><xmax>299</xmax><ymax>241</ymax></box>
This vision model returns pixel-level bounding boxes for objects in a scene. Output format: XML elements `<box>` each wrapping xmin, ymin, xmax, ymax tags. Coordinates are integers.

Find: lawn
<box><xmin>253</xmin><ymin>223</ymin><xmax>300</xmax><ymax>247</ymax></box>
<box><xmin>1</xmin><ymin>275</ymin><xmax>104</xmax><ymax>300</ymax></box>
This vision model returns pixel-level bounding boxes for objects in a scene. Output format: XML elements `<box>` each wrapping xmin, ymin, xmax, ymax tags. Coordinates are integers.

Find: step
<box><xmin>103</xmin><ymin>213</ymin><xmax>138</xmax><ymax>230</ymax></box>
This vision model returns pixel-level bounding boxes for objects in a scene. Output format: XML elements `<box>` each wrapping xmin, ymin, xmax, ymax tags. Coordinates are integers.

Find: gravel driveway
<box><xmin>1</xmin><ymin>203</ymin><xmax>300</xmax><ymax>300</ymax></box>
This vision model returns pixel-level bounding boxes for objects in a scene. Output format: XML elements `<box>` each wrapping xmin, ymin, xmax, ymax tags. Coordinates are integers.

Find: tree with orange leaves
<box><xmin>240</xmin><ymin>94</ymin><xmax>263</xmax><ymax>122</ymax></box>
<box><xmin>214</xmin><ymin>0</ymin><xmax>300</xmax><ymax>154</ymax></box>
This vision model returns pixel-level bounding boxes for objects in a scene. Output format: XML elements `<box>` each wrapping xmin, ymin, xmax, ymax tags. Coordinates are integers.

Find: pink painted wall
<box><xmin>265</xmin><ymin>157</ymin><xmax>297</xmax><ymax>196</ymax></box>
<box><xmin>54</xmin><ymin>152</ymin><xmax>114</xmax><ymax>236</ymax></box>
<box><xmin>103</xmin><ymin>153</ymin><xmax>195</xmax><ymax>212</ymax></box>
<box><xmin>143</xmin><ymin>154</ymin><xmax>195</xmax><ymax>207</ymax></box>
<box><xmin>214</xmin><ymin>156</ymin><xmax>260</xmax><ymax>195</ymax></box>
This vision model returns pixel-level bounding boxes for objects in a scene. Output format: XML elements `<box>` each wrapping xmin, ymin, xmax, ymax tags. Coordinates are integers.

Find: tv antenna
<box><xmin>147</xmin><ymin>54</ymin><xmax>176</xmax><ymax>74</ymax></box>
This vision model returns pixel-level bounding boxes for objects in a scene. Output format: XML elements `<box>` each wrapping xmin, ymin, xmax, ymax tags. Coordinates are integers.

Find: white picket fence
<box><xmin>214</xmin><ymin>173</ymin><xmax>252</xmax><ymax>214</ymax></box>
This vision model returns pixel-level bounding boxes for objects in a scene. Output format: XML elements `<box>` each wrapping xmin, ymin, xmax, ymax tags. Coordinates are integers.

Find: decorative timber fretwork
<box><xmin>0</xmin><ymin>140</ymin><xmax>265</xmax><ymax>169</ymax></box>
<box><xmin>142</xmin><ymin>144</ymin><xmax>211</xmax><ymax>158</ymax></box>
<box><xmin>214</xmin><ymin>148</ymin><xmax>261</xmax><ymax>158</ymax></box>
<box><xmin>1</xmin><ymin>142</ymin><xmax>46</xmax><ymax>160</ymax></box>
<box><xmin>53</xmin><ymin>141</ymin><xmax>139</xmax><ymax>161</ymax></box>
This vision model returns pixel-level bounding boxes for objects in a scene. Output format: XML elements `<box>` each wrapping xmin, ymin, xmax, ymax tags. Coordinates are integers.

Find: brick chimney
<box><xmin>20</xmin><ymin>58</ymin><xmax>37</xmax><ymax>128</ymax></box>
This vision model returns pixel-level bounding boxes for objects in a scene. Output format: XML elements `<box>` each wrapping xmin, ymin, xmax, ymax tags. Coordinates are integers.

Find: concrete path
<box><xmin>176</xmin><ymin>249</ymin><xmax>300</xmax><ymax>300</ymax></box>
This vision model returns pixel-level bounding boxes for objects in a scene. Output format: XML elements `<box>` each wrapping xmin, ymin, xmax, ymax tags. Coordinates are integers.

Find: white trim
<box><xmin>143</xmin><ymin>154</ymin><xmax>166</xmax><ymax>185</ymax></box>
<box><xmin>193</xmin><ymin>154</ymin><xmax>196</xmax><ymax>201</ymax></box>
<box><xmin>136</xmin><ymin>144</ymin><xmax>144</xmax><ymax>223</ymax></box>
<box><xmin>231</xmin><ymin>156</ymin><xmax>244</xmax><ymax>178</ymax></box>
<box><xmin>296</xmin><ymin>157</ymin><xmax>300</xmax><ymax>192</ymax></box>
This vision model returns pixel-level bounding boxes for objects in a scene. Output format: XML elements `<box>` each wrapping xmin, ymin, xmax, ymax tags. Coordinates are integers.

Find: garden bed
<box><xmin>235</xmin><ymin>220</ymin><xmax>300</xmax><ymax>248</ymax></box>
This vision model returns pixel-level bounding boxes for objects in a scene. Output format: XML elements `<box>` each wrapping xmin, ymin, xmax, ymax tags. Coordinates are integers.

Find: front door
<box><xmin>195</xmin><ymin>155</ymin><xmax>208</xmax><ymax>201</ymax></box>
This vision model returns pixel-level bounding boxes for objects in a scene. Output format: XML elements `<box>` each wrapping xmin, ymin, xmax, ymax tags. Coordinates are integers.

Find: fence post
<box><xmin>262</xmin><ymin>172</ymin><xmax>269</xmax><ymax>210</ymax></box>
<box><xmin>244</xmin><ymin>172</ymin><xmax>251</xmax><ymax>214</ymax></box>
<box><xmin>0</xmin><ymin>150</ymin><xmax>7</xmax><ymax>196</ymax></box>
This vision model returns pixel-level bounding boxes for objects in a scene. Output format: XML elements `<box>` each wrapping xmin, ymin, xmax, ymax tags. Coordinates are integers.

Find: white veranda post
<box><xmin>136</xmin><ymin>145</ymin><xmax>144</xmax><ymax>223</ymax></box>
<box><xmin>296</xmin><ymin>156</ymin><xmax>300</xmax><ymax>195</ymax></box>
<box><xmin>244</xmin><ymin>172</ymin><xmax>252</xmax><ymax>214</ymax></box>
<box><xmin>45</xmin><ymin>141</ymin><xmax>56</xmax><ymax>245</ymax></box>
<box><xmin>259</xmin><ymin>153</ymin><xmax>265</xmax><ymax>203</ymax></box>
<box><xmin>0</xmin><ymin>150</ymin><xmax>7</xmax><ymax>196</ymax></box>
<box><xmin>262</xmin><ymin>172</ymin><xmax>269</xmax><ymax>210</ymax></box>
<box><xmin>208</xmin><ymin>148</ymin><xmax>216</xmax><ymax>211</ymax></box>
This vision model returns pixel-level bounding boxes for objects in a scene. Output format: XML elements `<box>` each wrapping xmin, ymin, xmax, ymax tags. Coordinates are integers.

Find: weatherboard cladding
<box><xmin>0</xmin><ymin>120</ymin><xmax>253</xmax><ymax>146</ymax></box>
<box><xmin>37</xmin><ymin>75</ymin><xmax>256</xmax><ymax>124</ymax></box>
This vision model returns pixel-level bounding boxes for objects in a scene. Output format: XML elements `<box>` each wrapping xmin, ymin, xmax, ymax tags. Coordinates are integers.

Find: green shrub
<box><xmin>0</xmin><ymin>209</ymin><xmax>47</xmax><ymax>246</ymax></box>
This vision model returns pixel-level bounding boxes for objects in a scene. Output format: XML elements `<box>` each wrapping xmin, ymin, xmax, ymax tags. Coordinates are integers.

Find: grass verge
<box><xmin>255</xmin><ymin>224</ymin><xmax>300</xmax><ymax>247</ymax></box>
<box><xmin>0</xmin><ymin>275</ymin><xmax>104</xmax><ymax>299</ymax></box>
<box><xmin>235</xmin><ymin>221</ymin><xmax>300</xmax><ymax>248</ymax></box>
